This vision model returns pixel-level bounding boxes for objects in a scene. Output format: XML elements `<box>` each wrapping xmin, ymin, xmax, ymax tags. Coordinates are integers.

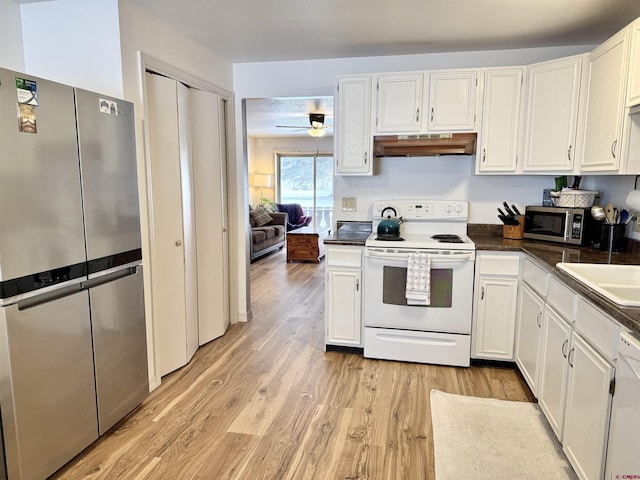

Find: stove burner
<box><xmin>431</xmin><ymin>234</ymin><xmax>465</xmax><ymax>244</ymax></box>
<box><xmin>375</xmin><ymin>235</ymin><xmax>405</xmax><ymax>241</ymax></box>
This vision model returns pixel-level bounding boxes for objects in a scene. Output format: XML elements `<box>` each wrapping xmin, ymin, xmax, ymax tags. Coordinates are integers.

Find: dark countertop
<box><xmin>324</xmin><ymin>221</ymin><xmax>372</xmax><ymax>246</ymax></box>
<box><xmin>323</xmin><ymin>220</ymin><xmax>640</xmax><ymax>334</ymax></box>
<box><xmin>470</xmin><ymin>233</ymin><xmax>640</xmax><ymax>336</ymax></box>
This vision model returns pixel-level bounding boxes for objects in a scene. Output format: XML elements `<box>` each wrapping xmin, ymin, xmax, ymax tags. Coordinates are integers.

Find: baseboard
<box><xmin>470</xmin><ymin>358</ymin><xmax>518</xmax><ymax>369</ymax></box>
<box><xmin>325</xmin><ymin>344</ymin><xmax>364</xmax><ymax>355</ymax></box>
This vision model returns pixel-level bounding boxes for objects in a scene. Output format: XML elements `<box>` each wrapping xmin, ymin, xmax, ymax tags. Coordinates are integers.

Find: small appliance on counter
<box><xmin>523</xmin><ymin>205</ymin><xmax>602</xmax><ymax>246</ymax></box>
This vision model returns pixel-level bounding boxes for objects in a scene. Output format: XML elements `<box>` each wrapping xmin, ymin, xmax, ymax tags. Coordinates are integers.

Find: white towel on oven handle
<box><xmin>405</xmin><ymin>251</ymin><xmax>431</xmax><ymax>306</ymax></box>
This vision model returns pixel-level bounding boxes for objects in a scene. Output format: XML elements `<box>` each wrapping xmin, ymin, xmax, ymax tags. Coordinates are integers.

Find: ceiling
<box><xmin>130</xmin><ymin>0</ymin><xmax>640</xmax><ymax>138</ymax></box>
<box><xmin>131</xmin><ymin>0</ymin><xmax>640</xmax><ymax>63</ymax></box>
<box><xmin>245</xmin><ymin>97</ymin><xmax>334</xmax><ymax>137</ymax></box>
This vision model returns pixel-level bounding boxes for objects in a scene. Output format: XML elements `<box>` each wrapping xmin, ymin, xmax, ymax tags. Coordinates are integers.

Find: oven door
<box><xmin>363</xmin><ymin>247</ymin><xmax>475</xmax><ymax>334</ymax></box>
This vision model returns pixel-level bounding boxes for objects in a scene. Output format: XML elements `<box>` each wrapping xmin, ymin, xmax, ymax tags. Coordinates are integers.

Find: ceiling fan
<box><xmin>276</xmin><ymin>113</ymin><xmax>331</xmax><ymax>137</ymax></box>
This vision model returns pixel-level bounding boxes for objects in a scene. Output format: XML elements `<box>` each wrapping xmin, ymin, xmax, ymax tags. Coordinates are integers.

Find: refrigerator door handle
<box><xmin>82</xmin><ymin>266</ymin><xmax>137</xmax><ymax>290</ymax></box>
<box><xmin>17</xmin><ymin>283</ymin><xmax>83</xmax><ymax>311</ymax></box>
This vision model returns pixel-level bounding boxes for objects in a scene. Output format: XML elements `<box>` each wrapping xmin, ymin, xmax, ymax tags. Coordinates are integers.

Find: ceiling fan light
<box><xmin>308</xmin><ymin>127</ymin><xmax>326</xmax><ymax>137</ymax></box>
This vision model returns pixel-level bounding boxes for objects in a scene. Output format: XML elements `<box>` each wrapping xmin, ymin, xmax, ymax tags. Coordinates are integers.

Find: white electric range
<box><xmin>363</xmin><ymin>199</ymin><xmax>476</xmax><ymax>367</ymax></box>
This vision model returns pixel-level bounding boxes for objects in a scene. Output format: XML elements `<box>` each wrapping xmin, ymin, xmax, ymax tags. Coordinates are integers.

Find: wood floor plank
<box><xmin>227</xmin><ymin>344</ymin><xmax>314</xmax><ymax>436</ymax></box>
<box><xmin>51</xmin><ymin>250</ymin><xmax>534</xmax><ymax>480</ymax></box>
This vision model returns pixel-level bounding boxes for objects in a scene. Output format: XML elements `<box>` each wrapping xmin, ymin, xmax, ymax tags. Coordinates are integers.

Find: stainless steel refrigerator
<box><xmin>0</xmin><ymin>69</ymin><xmax>148</xmax><ymax>480</ymax></box>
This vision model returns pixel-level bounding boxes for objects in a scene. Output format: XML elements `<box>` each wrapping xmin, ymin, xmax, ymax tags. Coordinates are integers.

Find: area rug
<box><xmin>430</xmin><ymin>390</ymin><xmax>575</xmax><ymax>480</ymax></box>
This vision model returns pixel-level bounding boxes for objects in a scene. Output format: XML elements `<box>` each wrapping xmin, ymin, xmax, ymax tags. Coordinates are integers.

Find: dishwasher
<box><xmin>606</xmin><ymin>331</ymin><xmax>640</xmax><ymax>479</ymax></box>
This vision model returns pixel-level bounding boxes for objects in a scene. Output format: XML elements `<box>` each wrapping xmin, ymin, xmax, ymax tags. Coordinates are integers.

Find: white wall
<box><xmin>20</xmin><ymin>0</ymin><xmax>124</xmax><ymax>97</ymax></box>
<box><xmin>0</xmin><ymin>0</ymin><xmax>25</xmax><ymax>71</ymax></box>
<box><xmin>234</xmin><ymin>45</ymin><xmax>594</xmax><ymax>227</ymax></box>
<box><xmin>233</xmin><ymin>45</ymin><xmax>592</xmax><ymax>97</ymax></box>
<box><xmin>335</xmin><ymin>157</ymin><xmax>556</xmax><ymax>223</ymax></box>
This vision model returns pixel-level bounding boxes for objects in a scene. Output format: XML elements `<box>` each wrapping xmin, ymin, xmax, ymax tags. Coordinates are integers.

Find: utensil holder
<box><xmin>600</xmin><ymin>224</ymin><xmax>627</xmax><ymax>253</ymax></box>
<box><xmin>503</xmin><ymin>216</ymin><xmax>524</xmax><ymax>240</ymax></box>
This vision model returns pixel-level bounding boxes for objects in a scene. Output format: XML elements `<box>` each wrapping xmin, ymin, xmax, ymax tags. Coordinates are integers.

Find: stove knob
<box><xmin>455</xmin><ymin>204</ymin><xmax>463</xmax><ymax>213</ymax></box>
<box><xmin>445</xmin><ymin>204</ymin><xmax>453</xmax><ymax>213</ymax></box>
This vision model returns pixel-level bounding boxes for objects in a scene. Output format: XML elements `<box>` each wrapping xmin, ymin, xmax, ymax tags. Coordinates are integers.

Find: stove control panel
<box><xmin>372</xmin><ymin>199</ymin><xmax>468</xmax><ymax>221</ymax></box>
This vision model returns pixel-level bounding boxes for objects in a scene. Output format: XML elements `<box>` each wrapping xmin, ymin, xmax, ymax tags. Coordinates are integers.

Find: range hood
<box><xmin>374</xmin><ymin>133</ymin><xmax>477</xmax><ymax>157</ymax></box>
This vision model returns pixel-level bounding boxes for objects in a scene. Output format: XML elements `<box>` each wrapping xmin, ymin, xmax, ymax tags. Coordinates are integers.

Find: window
<box><xmin>277</xmin><ymin>153</ymin><xmax>333</xmax><ymax>228</ymax></box>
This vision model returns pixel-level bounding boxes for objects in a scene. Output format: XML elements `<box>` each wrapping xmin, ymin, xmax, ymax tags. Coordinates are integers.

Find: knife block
<box><xmin>503</xmin><ymin>216</ymin><xmax>524</xmax><ymax>240</ymax></box>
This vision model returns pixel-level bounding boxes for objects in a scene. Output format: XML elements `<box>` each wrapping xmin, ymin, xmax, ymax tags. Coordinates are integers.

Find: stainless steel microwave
<box><xmin>524</xmin><ymin>206</ymin><xmax>602</xmax><ymax>245</ymax></box>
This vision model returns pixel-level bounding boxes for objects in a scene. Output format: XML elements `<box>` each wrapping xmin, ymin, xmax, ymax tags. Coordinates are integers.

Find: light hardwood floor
<box><xmin>53</xmin><ymin>250</ymin><xmax>534</xmax><ymax>479</ymax></box>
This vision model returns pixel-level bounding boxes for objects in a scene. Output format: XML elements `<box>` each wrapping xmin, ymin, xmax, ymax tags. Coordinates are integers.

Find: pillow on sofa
<box><xmin>249</xmin><ymin>206</ymin><xmax>256</xmax><ymax>227</ymax></box>
<box><xmin>249</xmin><ymin>206</ymin><xmax>272</xmax><ymax>227</ymax></box>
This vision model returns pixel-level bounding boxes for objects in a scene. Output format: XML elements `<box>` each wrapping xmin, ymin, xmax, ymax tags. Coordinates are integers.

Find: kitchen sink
<box><xmin>556</xmin><ymin>263</ymin><xmax>640</xmax><ymax>307</ymax></box>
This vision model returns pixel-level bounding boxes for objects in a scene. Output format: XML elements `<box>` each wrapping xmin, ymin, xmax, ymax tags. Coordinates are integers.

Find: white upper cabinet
<box><xmin>627</xmin><ymin>18</ymin><xmax>640</xmax><ymax>107</ymax></box>
<box><xmin>579</xmin><ymin>28</ymin><xmax>630</xmax><ymax>172</ymax></box>
<box><xmin>427</xmin><ymin>70</ymin><xmax>478</xmax><ymax>131</ymax></box>
<box><xmin>335</xmin><ymin>75</ymin><xmax>374</xmax><ymax>175</ymax></box>
<box><xmin>375</xmin><ymin>73</ymin><xmax>424</xmax><ymax>132</ymax></box>
<box><xmin>477</xmin><ymin>67</ymin><xmax>523</xmax><ymax>173</ymax></box>
<box><xmin>523</xmin><ymin>55</ymin><xmax>584</xmax><ymax>173</ymax></box>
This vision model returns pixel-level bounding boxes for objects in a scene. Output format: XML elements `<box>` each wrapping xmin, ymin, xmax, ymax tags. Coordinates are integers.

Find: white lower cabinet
<box><xmin>538</xmin><ymin>305</ymin><xmax>572</xmax><ymax>440</ymax></box>
<box><xmin>516</xmin><ymin>256</ymin><xmax>619</xmax><ymax>480</ymax></box>
<box><xmin>515</xmin><ymin>281</ymin><xmax>545</xmax><ymax>395</ymax></box>
<box><xmin>325</xmin><ymin>246</ymin><xmax>363</xmax><ymax>347</ymax></box>
<box><xmin>472</xmin><ymin>252</ymin><xmax>520</xmax><ymax>360</ymax></box>
<box><xmin>562</xmin><ymin>333</ymin><xmax>614</xmax><ymax>480</ymax></box>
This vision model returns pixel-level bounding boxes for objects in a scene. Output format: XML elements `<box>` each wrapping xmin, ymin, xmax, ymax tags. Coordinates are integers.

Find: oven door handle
<box><xmin>365</xmin><ymin>249</ymin><xmax>475</xmax><ymax>262</ymax></box>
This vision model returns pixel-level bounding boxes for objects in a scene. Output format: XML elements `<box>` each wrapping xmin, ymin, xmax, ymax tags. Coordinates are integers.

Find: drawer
<box><xmin>574</xmin><ymin>297</ymin><xmax>621</xmax><ymax>362</ymax></box>
<box><xmin>546</xmin><ymin>276</ymin><xmax>576</xmax><ymax>321</ymax></box>
<box><xmin>477</xmin><ymin>253</ymin><xmax>520</xmax><ymax>276</ymax></box>
<box><xmin>521</xmin><ymin>257</ymin><xmax>549</xmax><ymax>296</ymax></box>
<box><xmin>326</xmin><ymin>247</ymin><xmax>362</xmax><ymax>268</ymax></box>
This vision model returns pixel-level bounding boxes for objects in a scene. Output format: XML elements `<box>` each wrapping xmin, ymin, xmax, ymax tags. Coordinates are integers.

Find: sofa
<box><xmin>249</xmin><ymin>208</ymin><xmax>287</xmax><ymax>262</ymax></box>
<box><xmin>276</xmin><ymin>203</ymin><xmax>312</xmax><ymax>231</ymax></box>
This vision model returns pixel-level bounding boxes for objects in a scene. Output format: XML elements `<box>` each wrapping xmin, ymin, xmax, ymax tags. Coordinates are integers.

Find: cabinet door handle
<box><xmin>611</xmin><ymin>139</ymin><xmax>618</xmax><ymax>158</ymax></box>
<box><xmin>561</xmin><ymin>339</ymin><xmax>568</xmax><ymax>358</ymax></box>
<box><xmin>416</xmin><ymin>107</ymin><xmax>420</xmax><ymax>122</ymax></box>
<box><xmin>536</xmin><ymin>312</ymin><xmax>542</xmax><ymax>328</ymax></box>
<box><xmin>175</xmin><ymin>240</ymin><xmax>182</xmax><ymax>247</ymax></box>
<box><xmin>567</xmin><ymin>145</ymin><xmax>572</xmax><ymax>163</ymax></box>
<box><xmin>356</xmin><ymin>279</ymin><xmax>360</xmax><ymax>291</ymax></box>
<box><xmin>364</xmin><ymin>151</ymin><xmax>368</xmax><ymax>164</ymax></box>
<box><xmin>568</xmin><ymin>347</ymin><xmax>575</xmax><ymax>367</ymax></box>
<box><xmin>480</xmin><ymin>286</ymin><xmax>485</xmax><ymax>300</ymax></box>
<box><xmin>430</xmin><ymin>107</ymin><xmax>435</xmax><ymax>122</ymax></box>
<box><xmin>482</xmin><ymin>148</ymin><xmax>487</xmax><ymax>163</ymax></box>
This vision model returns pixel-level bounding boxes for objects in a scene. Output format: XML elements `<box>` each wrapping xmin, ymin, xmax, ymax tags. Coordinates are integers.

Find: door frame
<box><xmin>139</xmin><ymin>53</ymin><xmax>238</xmax><ymax>390</ymax></box>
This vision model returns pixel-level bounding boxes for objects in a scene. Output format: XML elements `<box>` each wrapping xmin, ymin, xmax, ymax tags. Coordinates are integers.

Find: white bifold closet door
<box><xmin>190</xmin><ymin>89</ymin><xmax>230</xmax><ymax>345</ymax></box>
<box><xmin>145</xmin><ymin>72</ymin><xmax>229</xmax><ymax>378</ymax></box>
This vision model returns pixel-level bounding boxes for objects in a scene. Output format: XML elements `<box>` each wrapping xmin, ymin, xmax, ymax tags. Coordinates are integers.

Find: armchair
<box><xmin>276</xmin><ymin>203</ymin><xmax>312</xmax><ymax>231</ymax></box>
